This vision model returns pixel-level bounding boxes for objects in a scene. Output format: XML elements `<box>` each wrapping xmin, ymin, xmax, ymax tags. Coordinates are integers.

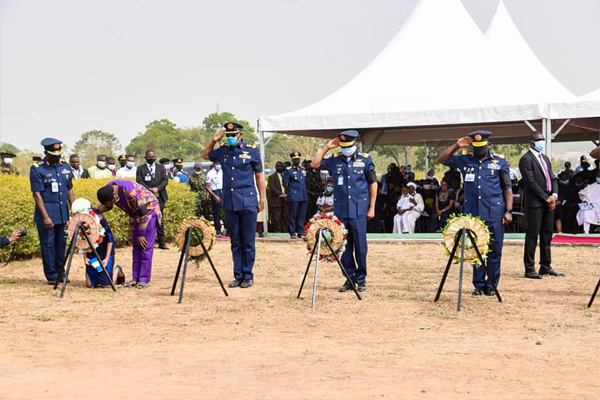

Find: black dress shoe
<box><xmin>525</xmin><ymin>271</ymin><xmax>543</xmax><ymax>279</ymax></box>
<box><xmin>484</xmin><ymin>287</ymin><xmax>496</xmax><ymax>297</ymax></box>
<box><xmin>540</xmin><ymin>269</ymin><xmax>565</xmax><ymax>277</ymax></box>
<box><xmin>357</xmin><ymin>282</ymin><xmax>367</xmax><ymax>292</ymax></box>
<box><xmin>159</xmin><ymin>244</ymin><xmax>169</xmax><ymax>250</ymax></box>
<box><xmin>339</xmin><ymin>281</ymin><xmax>355</xmax><ymax>292</ymax></box>
<box><xmin>228</xmin><ymin>279</ymin><xmax>243</xmax><ymax>288</ymax></box>
<box><xmin>472</xmin><ymin>287</ymin><xmax>484</xmax><ymax>296</ymax></box>
<box><xmin>289</xmin><ymin>233</ymin><xmax>296</xmax><ymax>239</ymax></box>
<box><xmin>240</xmin><ymin>279</ymin><xmax>253</xmax><ymax>288</ymax></box>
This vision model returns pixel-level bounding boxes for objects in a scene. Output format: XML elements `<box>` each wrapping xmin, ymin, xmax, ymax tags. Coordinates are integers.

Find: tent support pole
<box><xmin>424</xmin><ymin>141</ymin><xmax>429</xmax><ymax>173</ymax></box>
<box><xmin>543</xmin><ymin>118</ymin><xmax>553</xmax><ymax>160</ymax></box>
<box><xmin>551</xmin><ymin>119</ymin><xmax>570</xmax><ymax>139</ymax></box>
<box><xmin>523</xmin><ymin>120</ymin><xmax>536</xmax><ymax>132</ymax></box>
<box><xmin>258</xmin><ymin>127</ymin><xmax>269</xmax><ymax>234</ymax></box>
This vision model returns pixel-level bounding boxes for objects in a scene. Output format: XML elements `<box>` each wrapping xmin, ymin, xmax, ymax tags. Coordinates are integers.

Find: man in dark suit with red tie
<box><xmin>136</xmin><ymin>149</ymin><xmax>169</xmax><ymax>250</ymax></box>
<box><xmin>519</xmin><ymin>131</ymin><xmax>564</xmax><ymax>279</ymax></box>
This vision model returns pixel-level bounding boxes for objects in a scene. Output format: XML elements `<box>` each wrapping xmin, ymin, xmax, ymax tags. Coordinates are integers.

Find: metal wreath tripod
<box><xmin>171</xmin><ymin>227</ymin><xmax>228</xmax><ymax>304</ymax></box>
<box><xmin>434</xmin><ymin>227</ymin><xmax>502</xmax><ymax>311</ymax></box>
<box><xmin>588</xmin><ymin>276</ymin><xmax>600</xmax><ymax>308</ymax></box>
<box><xmin>297</xmin><ymin>228</ymin><xmax>361</xmax><ymax>308</ymax></box>
<box><xmin>54</xmin><ymin>222</ymin><xmax>116</xmax><ymax>298</ymax></box>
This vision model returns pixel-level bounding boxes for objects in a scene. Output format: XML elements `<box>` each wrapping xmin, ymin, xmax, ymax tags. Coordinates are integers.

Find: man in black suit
<box><xmin>519</xmin><ymin>131</ymin><xmax>564</xmax><ymax>279</ymax></box>
<box><xmin>136</xmin><ymin>149</ymin><xmax>169</xmax><ymax>250</ymax></box>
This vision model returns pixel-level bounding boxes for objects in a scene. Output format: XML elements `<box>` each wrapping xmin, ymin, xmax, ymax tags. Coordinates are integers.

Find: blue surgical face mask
<box><xmin>326</xmin><ymin>186</ymin><xmax>334</xmax><ymax>194</ymax></box>
<box><xmin>165</xmin><ymin>164</ymin><xmax>173</xmax><ymax>170</ymax></box>
<box><xmin>533</xmin><ymin>140</ymin><xmax>545</xmax><ymax>152</ymax></box>
<box><xmin>340</xmin><ymin>145</ymin><xmax>356</xmax><ymax>157</ymax></box>
<box><xmin>215</xmin><ymin>165</ymin><xmax>221</xmax><ymax>171</ymax></box>
<box><xmin>559</xmin><ymin>180</ymin><xmax>570</xmax><ymax>185</ymax></box>
<box><xmin>596</xmin><ymin>177</ymin><xmax>600</xmax><ymax>184</ymax></box>
<box><xmin>226</xmin><ymin>136</ymin><xmax>238</xmax><ymax>146</ymax></box>
<box><xmin>126</xmin><ymin>162</ymin><xmax>135</xmax><ymax>169</ymax></box>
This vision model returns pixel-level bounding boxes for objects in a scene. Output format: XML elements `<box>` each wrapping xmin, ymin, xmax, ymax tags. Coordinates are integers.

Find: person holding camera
<box><xmin>0</xmin><ymin>230</ymin><xmax>24</xmax><ymax>249</ymax></box>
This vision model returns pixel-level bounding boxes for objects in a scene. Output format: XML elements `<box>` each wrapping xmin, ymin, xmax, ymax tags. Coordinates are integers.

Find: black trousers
<box><xmin>524</xmin><ymin>206</ymin><xmax>553</xmax><ymax>273</ymax></box>
<box><xmin>158</xmin><ymin>200</ymin><xmax>166</xmax><ymax>245</ymax></box>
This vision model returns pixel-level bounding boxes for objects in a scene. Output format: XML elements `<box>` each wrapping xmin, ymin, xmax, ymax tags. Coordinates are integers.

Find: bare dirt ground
<box><xmin>0</xmin><ymin>240</ymin><xmax>599</xmax><ymax>400</ymax></box>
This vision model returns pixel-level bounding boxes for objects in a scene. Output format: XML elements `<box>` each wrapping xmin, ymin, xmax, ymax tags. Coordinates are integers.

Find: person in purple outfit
<box><xmin>96</xmin><ymin>180</ymin><xmax>162</xmax><ymax>289</ymax></box>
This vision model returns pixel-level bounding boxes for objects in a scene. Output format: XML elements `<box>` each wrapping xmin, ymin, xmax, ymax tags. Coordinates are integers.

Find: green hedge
<box><xmin>0</xmin><ymin>176</ymin><xmax>197</xmax><ymax>260</ymax></box>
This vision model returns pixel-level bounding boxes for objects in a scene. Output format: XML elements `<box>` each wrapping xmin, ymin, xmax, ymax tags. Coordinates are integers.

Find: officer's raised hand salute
<box><xmin>202</xmin><ymin>122</ymin><xmax>265</xmax><ymax>289</ymax></box>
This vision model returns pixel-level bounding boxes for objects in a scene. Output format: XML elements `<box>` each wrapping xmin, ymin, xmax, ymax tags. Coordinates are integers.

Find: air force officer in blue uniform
<box><xmin>203</xmin><ymin>122</ymin><xmax>265</xmax><ymax>289</ymax></box>
<box><xmin>283</xmin><ymin>151</ymin><xmax>308</xmax><ymax>238</ymax></box>
<box><xmin>311</xmin><ymin>130</ymin><xmax>377</xmax><ymax>292</ymax></box>
<box><xmin>438</xmin><ymin>131</ymin><xmax>513</xmax><ymax>296</ymax></box>
<box><xmin>30</xmin><ymin>138</ymin><xmax>75</xmax><ymax>284</ymax></box>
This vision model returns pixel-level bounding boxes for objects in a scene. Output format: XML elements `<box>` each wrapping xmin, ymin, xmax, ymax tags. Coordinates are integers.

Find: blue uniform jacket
<box><xmin>209</xmin><ymin>141</ymin><xmax>263</xmax><ymax>212</ymax></box>
<box><xmin>444</xmin><ymin>152</ymin><xmax>511</xmax><ymax>222</ymax></box>
<box><xmin>282</xmin><ymin>166</ymin><xmax>308</xmax><ymax>202</ymax></box>
<box><xmin>320</xmin><ymin>151</ymin><xmax>375</xmax><ymax>219</ymax></box>
<box><xmin>30</xmin><ymin>158</ymin><xmax>73</xmax><ymax>225</ymax></box>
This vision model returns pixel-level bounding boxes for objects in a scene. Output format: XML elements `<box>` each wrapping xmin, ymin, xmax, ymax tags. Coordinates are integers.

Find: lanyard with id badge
<box><xmin>51</xmin><ymin>180</ymin><xmax>59</xmax><ymax>193</ymax></box>
<box><xmin>464</xmin><ymin>166</ymin><xmax>475</xmax><ymax>183</ymax></box>
<box><xmin>337</xmin><ymin>164</ymin><xmax>344</xmax><ymax>186</ymax></box>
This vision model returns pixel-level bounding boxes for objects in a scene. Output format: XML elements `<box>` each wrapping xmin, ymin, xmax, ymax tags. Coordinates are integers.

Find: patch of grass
<box><xmin>0</xmin><ymin>278</ymin><xmax>18</xmax><ymax>285</ymax></box>
<box><xmin>31</xmin><ymin>313</ymin><xmax>52</xmax><ymax>322</ymax></box>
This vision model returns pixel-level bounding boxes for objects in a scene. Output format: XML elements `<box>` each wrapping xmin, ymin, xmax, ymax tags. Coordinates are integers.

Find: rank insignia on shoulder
<box><xmin>495</xmin><ymin>153</ymin><xmax>505</xmax><ymax>159</ymax></box>
<box><xmin>286</xmin><ymin>166</ymin><xmax>292</xmax><ymax>170</ymax></box>
<box><xmin>333</xmin><ymin>152</ymin><xmax>339</xmax><ymax>157</ymax></box>
<box><xmin>246</xmin><ymin>144</ymin><xmax>257</xmax><ymax>149</ymax></box>
<box><xmin>359</xmin><ymin>152</ymin><xmax>369</xmax><ymax>158</ymax></box>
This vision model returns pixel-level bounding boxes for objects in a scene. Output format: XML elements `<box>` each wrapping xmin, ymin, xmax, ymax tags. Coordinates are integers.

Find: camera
<box><xmin>20</xmin><ymin>230</ymin><xmax>27</xmax><ymax>237</ymax></box>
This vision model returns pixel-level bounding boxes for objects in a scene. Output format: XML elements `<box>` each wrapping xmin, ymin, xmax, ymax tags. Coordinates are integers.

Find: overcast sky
<box><xmin>1</xmin><ymin>0</ymin><xmax>599</xmax><ymax>157</ymax></box>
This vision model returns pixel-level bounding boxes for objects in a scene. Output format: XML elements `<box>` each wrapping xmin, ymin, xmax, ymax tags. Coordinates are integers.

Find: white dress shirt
<box><xmin>116</xmin><ymin>166</ymin><xmax>137</xmax><ymax>179</ymax></box>
<box><xmin>206</xmin><ymin>168</ymin><xmax>223</xmax><ymax>190</ymax></box>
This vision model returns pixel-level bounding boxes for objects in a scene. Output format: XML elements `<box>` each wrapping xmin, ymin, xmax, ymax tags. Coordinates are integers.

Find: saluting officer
<box><xmin>311</xmin><ymin>130</ymin><xmax>377</xmax><ymax>292</ymax></box>
<box><xmin>202</xmin><ymin>121</ymin><xmax>265</xmax><ymax>288</ymax></box>
<box><xmin>438</xmin><ymin>130</ymin><xmax>513</xmax><ymax>296</ymax></box>
<box><xmin>283</xmin><ymin>151</ymin><xmax>309</xmax><ymax>239</ymax></box>
<box><xmin>1</xmin><ymin>151</ymin><xmax>19</xmax><ymax>176</ymax></box>
<box><xmin>30</xmin><ymin>138</ymin><xmax>75</xmax><ymax>284</ymax></box>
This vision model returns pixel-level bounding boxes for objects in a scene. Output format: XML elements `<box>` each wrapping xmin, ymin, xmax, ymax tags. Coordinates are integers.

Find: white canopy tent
<box><xmin>256</xmin><ymin>0</ymin><xmax>600</xmax><ymax>231</ymax></box>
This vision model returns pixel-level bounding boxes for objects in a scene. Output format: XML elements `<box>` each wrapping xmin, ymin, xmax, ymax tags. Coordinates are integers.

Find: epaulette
<box><xmin>359</xmin><ymin>152</ymin><xmax>369</xmax><ymax>158</ymax></box>
<box><xmin>246</xmin><ymin>144</ymin><xmax>257</xmax><ymax>149</ymax></box>
<box><xmin>32</xmin><ymin>162</ymin><xmax>42</xmax><ymax>168</ymax></box>
<box><xmin>333</xmin><ymin>152</ymin><xmax>339</xmax><ymax>158</ymax></box>
<box><xmin>495</xmin><ymin>154</ymin><xmax>505</xmax><ymax>159</ymax></box>
<box><xmin>286</xmin><ymin>166</ymin><xmax>291</xmax><ymax>170</ymax></box>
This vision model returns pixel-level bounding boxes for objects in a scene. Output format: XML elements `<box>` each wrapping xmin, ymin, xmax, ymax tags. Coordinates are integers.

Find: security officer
<box><xmin>1</xmin><ymin>151</ymin><xmax>19</xmax><ymax>176</ymax></box>
<box><xmin>30</xmin><ymin>138</ymin><xmax>75</xmax><ymax>284</ymax></box>
<box><xmin>311</xmin><ymin>130</ymin><xmax>377</xmax><ymax>292</ymax></box>
<box><xmin>202</xmin><ymin>121</ymin><xmax>265</xmax><ymax>288</ymax></box>
<box><xmin>438</xmin><ymin>130</ymin><xmax>513</xmax><ymax>296</ymax></box>
<box><xmin>283</xmin><ymin>151</ymin><xmax>309</xmax><ymax>239</ymax></box>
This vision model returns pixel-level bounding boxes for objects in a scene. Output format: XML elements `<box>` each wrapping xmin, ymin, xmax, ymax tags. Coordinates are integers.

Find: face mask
<box><xmin>3</xmin><ymin>158</ymin><xmax>13</xmax><ymax>165</ymax></box>
<box><xmin>326</xmin><ymin>186</ymin><xmax>334</xmax><ymax>194</ymax></box>
<box><xmin>292</xmin><ymin>159</ymin><xmax>300</xmax><ymax>166</ymax></box>
<box><xmin>126</xmin><ymin>162</ymin><xmax>135</xmax><ymax>168</ymax></box>
<box><xmin>472</xmin><ymin>147</ymin><xmax>487</xmax><ymax>159</ymax></box>
<box><xmin>533</xmin><ymin>140</ymin><xmax>545</xmax><ymax>152</ymax></box>
<box><xmin>276</xmin><ymin>168</ymin><xmax>284</xmax><ymax>174</ymax></box>
<box><xmin>114</xmin><ymin>194</ymin><xmax>120</xmax><ymax>203</ymax></box>
<box><xmin>165</xmin><ymin>164</ymin><xmax>173</xmax><ymax>170</ymax></box>
<box><xmin>226</xmin><ymin>136</ymin><xmax>239</xmax><ymax>146</ymax></box>
<box><xmin>194</xmin><ymin>170</ymin><xmax>202</xmax><ymax>175</ymax></box>
<box><xmin>559</xmin><ymin>180</ymin><xmax>570</xmax><ymax>185</ymax></box>
<box><xmin>47</xmin><ymin>154</ymin><xmax>61</xmax><ymax>164</ymax></box>
<box><xmin>423</xmin><ymin>184</ymin><xmax>432</xmax><ymax>190</ymax></box>
<box><xmin>107</xmin><ymin>164</ymin><xmax>116</xmax><ymax>171</ymax></box>
<box><xmin>340</xmin><ymin>145</ymin><xmax>356</xmax><ymax>157</ymax></box>
<box><xmin>596</xmin><ymin>177</ymin><xmax>600</xmax><ymax>184</ymax></box>
<box><xmin>214</xmin><ymin>165</ymin><xmax>221</xmax><ymax>171</ymax></box>
<box><xmin>97</xmin><ymin>161</ymin><xmax>107</xmax><ymax>169</ymax></box>
<box><xmin>146</xmin><ymin>158</ymin><xmax>156</xmax><ymax>165</ymax></box>
<box><xmin>575</xmin><ymin>182</ymin><xmax>583</xmax><ymax>187</ymax></box>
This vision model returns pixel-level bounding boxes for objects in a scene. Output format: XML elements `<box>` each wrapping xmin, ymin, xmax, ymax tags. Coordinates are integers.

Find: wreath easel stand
<box><xmin>434</xmin><ymin>217</ymin><xmax>502</xmax><ymax>311</ymax></box>
<box><xmin>171</xmin><ymin>218</ymin><xmax>228</xmax><ymax>303</ymax></box>
<box><xmin>54</xmin><ymin>216</ymin><xmax>116</xmax><ymax>298</ymax></box>
<box><xmin>297</xmin><ymin>227</ymin><xmax>361</xmax><ymax>308</ymax></box>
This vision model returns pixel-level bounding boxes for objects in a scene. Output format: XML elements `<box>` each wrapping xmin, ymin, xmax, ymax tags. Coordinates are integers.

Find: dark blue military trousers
<box><xmin>288</xmin><ymin>200</ymin><xmax>308</xmax><ymax>236</ymax></box>
<box><xmin>36</xmin><ymin>222</ymin><xmax>66</xmax><ymax>282</ymax></box>
<box><xmin>211</xmin><ymin>189</ymin><xmax>222</xmax><ymax>235</ymax></box>
<box><xmin>224</xmin><ymin>209</ymin><xmax>257</xmax><ymax>280</ymax></box>
<box><xmin>473</xmin><ymin>220</ymin><xmax>504</xmax><ymax>289</ymax></box>
<box><xmin>339</xmin><ymin>217</ymin><xmax>368</xmax><ymax>284</ymax></box>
